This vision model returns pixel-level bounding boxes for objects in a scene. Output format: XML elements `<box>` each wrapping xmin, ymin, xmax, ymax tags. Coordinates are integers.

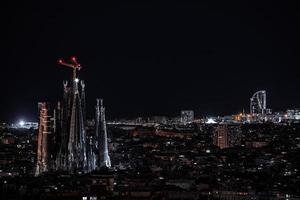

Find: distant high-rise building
<box><xmin>286</xmin><ymin>109</ymin><xmax>300</xmax><ymax>120</ymax></box>
<box><xmin>213</xmin><ymin>124</ymin><xmax>242</xmax><ymax>149</ymax></box>
<box><xmin>250</xmin><ymin>90</ymin><xmax>267</xmax><ymax>115</ymax></box>
<box><xmin>181</xmin><ymin>110</ymin><xmax>194</xmax><ymax>124</ymax></box>
<box><xmin>213</xmin><ymin>124</ymin><xmax>229</xmax><ymax>149</ymax></box>
<box><xmin>227</xmin><ymin>125</ymin><xmax>242</xmax><ymax>147</ymax></box>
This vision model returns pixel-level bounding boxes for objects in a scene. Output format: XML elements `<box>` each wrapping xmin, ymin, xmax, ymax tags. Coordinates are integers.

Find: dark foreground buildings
<box><xmin>2</xmin><ymin>121</ymin><xmax>300</xmax><ymax>199</ymax></box>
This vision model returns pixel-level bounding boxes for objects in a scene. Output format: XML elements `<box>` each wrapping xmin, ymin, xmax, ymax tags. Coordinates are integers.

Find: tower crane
<box><xmin>58</xmin><ymin>56</ymin><xmax>82</xmax><ymax>82</ymax></box>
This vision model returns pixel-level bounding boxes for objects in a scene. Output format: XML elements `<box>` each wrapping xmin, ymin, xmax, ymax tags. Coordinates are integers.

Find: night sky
<box><xmin>1</xmin><ymin>2</ymin><xmax>300</xmax><ymax>122</ymax></box>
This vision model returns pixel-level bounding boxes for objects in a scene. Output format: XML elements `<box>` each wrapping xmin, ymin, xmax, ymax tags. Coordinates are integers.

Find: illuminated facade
<box><xmin>35</xmin><ymin>102</ymin><xmax>51</xmax><ymax>176</ymax></box>
<box><xmin>213</xmin><ymin>124</ymin><xmax>242</xmax><ymax>149</ymax></box>
<box><xmin>214</xmin><ymin>124</ymin><xmax>229</xmax><ymax>149</ymax></box>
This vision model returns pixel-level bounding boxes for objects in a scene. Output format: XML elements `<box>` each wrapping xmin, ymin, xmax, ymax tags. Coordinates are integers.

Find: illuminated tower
<box><xmin>35</xmin><ymin>102</ymin><xmax>51</xmax><ymax>176</ymax></box>
<box><xmin>36</xmin><ymin>56</ymin><xmax>109</xmax><ymax>174</ymax></box>
<box><xmin>85</xmin><ymin>87</ymin><xmax>97</xmax><ymax>172</ymax></box>
<box><xmin>250</xmin><ymin>90</ymin><xmax>267</xmax><ymax>115</ymax></box>
<box><xmin>59</xmin><ymin>57</ymin><xmax>88</xmax><ymax>173</ymax></box>
<box><xmin>96</xmin><ymin>99</ymin><xmax>111</xmax><ymax>168</ymax></box>
<box><xmin>56</xmin><ymin>81</ymin><xmax>72</xmax><ymax>171</ymax></box>
<box><xmin>48</xmin><ymin>102</ymin><xmax>62</xmax><ymax>169</ymax></box>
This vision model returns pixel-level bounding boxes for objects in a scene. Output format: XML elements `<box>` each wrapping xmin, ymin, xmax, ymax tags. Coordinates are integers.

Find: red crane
<box><xmin>58</xmin><ymin>56</ymin><xmax>82</xmax><ymax>81</ymax></box>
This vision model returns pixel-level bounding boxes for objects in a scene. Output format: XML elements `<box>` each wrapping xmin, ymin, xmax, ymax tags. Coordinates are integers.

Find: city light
<box><xmin>206</xmin><ymin>118</ymin><xmax>217</xmax><ymax>124</ymax></box>
<box><xmin>19</xmin><ymin>120</ymin><xmax>25</xmax><ymax>127</ymax></box>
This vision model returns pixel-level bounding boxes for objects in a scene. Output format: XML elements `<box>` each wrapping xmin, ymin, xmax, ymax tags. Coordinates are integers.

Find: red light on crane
<box><xmin>58</xmin><ymin>56</ymin><xmax>82</xmax><ymax>71</ymax></box>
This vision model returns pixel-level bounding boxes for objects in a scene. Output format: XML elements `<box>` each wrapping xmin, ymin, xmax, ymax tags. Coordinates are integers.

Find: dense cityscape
<box><xmin>2</xmin><ymin>1</ymin><xmax>300</xmax><ymax>200</ymax></box>
<box><xmin>0</xmin><ymin>56</ymin><xmax>299</xmax><ymax>199</ymax></box>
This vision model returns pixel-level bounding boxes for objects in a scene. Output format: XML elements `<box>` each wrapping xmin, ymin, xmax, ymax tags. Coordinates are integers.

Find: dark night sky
<box><xmin>1</xmin><ymin>1</ymin><xmax>300</xmax><ymax>122</ymax></box>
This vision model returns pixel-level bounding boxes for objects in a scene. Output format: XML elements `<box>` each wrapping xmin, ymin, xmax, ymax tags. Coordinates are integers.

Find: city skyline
<box><xmin>1</xmin><ymin>2</ymin><xmax>300</xmax><ymax>122</ymax></box>
<box><xmin>1</xmin><ymin>2</ymin><xmax>300</xmax><ymax>199</ymax></box>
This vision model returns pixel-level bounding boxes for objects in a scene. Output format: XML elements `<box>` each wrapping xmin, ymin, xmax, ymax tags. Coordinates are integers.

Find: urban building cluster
<box><xmin>1</xmin><ymin>59</ymin><xmax>300</xmax><ymax>199</ymax></box>
<box><xmin>1</xmin><ymin>117</ymin><xmax>300</xmax><ymax>199</ymax></box>
<box><xmin>108</xmin><ymin>90</ymin><xmax>300</xmax><ymax>126</ymax></box>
